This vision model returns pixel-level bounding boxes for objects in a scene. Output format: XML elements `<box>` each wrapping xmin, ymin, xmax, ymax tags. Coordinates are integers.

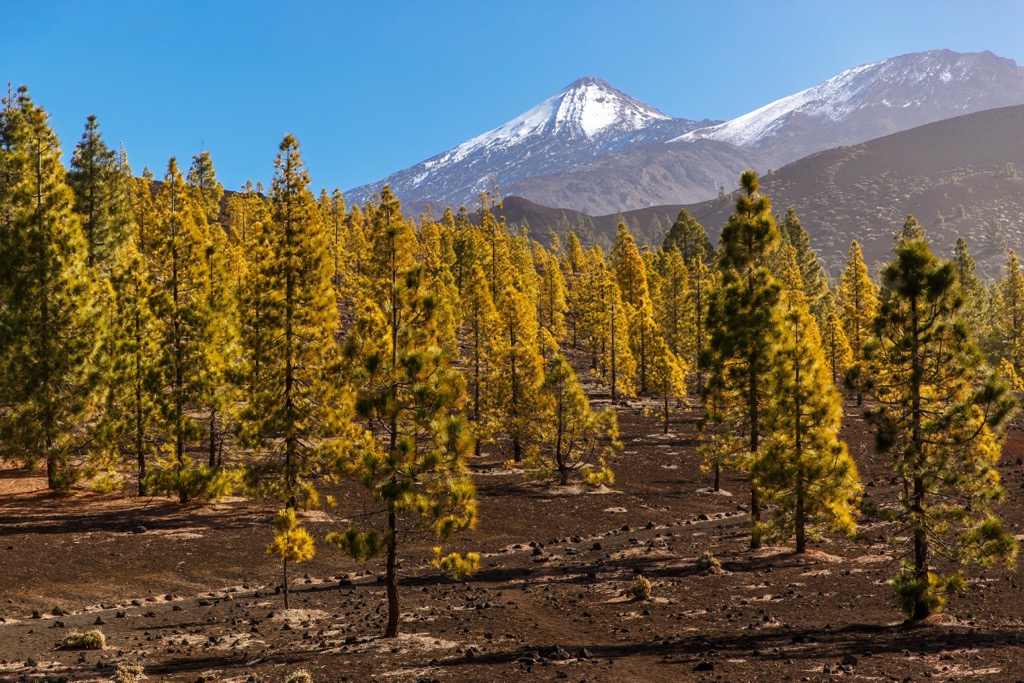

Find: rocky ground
<box><xmin>2</xmin><ymin>394</ymin><xmax>1024</xmax><ymax>683</ymax></box>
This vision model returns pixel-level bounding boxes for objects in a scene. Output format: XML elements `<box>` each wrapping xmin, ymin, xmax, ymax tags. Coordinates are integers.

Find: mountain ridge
<box><xmin>347</xmin><ymin>49</ymin><xmax>1024</xmax><ymax>215</ymax></box>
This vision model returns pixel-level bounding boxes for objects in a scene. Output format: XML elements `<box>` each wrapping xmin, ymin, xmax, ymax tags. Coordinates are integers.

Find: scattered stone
<box><xmin>94</xmin><ymin>616</ymin><xmax>105</xmax><ymax>625</ymax></box>
<box><xmin>31</xmin><ymin>610</ymin><xmax>41</xmax><ymax>619</ymax></box>
<box><xmin>592</xmin><ymin>541</ymin><xmax>602</xmax><ymax>551</ymax></box>
<box><xmin>841</xmin><ymin>654</ymin><xmax>857</xmax><ymax>666</ymax></box>
<box><xmin>133</xmin><ymin>526</ymin><xmax>147</xmax><ymax>534</ymax></box>
<box><xmin>693</xmin><ymin>661</ymin><xmax>714</xmax><ymax>671</ymax></box>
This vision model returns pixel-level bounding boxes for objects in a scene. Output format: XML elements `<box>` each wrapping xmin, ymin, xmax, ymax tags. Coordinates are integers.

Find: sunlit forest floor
<box><xmin>2</xmin><ymin>388</ymin><xmax>1024</xmax><ymax>682</ymax></box>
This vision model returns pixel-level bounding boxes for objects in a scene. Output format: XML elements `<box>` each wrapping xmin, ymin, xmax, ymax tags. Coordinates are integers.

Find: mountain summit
<box><xmin>345</xmin><ymin>77</ymin><xmax>715</xmax><ymax>210</ymax></box>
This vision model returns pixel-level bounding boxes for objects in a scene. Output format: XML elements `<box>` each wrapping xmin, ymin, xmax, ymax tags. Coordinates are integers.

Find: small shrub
<box><xmin>695</xmin><ymin>551</ymin><xmax>721</xmax><ymax>573</ymax></box>
<box><xmin>62</xmin><ymin>629</ymin><xmax>105</xmax><ymax>649</ymax></box>
<box><xmin>893</xmin><ymin>567</ymin><xmax>962</xmax><ymax>619</ymax></box>
<box><xmin>286</xmin><ymin>670</ymin><xmax>313</xmax><ymax>683</ymax></box>
<box><xmin>114</xmin><ymin>662</ymin><xmax>144</xmax><ymax>683</ymax></box>
<box><xmin>89</xmin><ymin>473</ymin><xmax>122</xmax><ymax>494</ymax></box>
<box><xmin>628</xmin><ymin>574</ymin><xmax>652</xmax><ymax>600</ymax></box>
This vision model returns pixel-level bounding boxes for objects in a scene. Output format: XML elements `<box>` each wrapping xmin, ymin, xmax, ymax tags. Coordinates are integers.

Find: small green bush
<box><xmin>62</xmin><ymin>629</ymin><xmax>105</xmax><ymax>649</ymax></box>
<box><xmin>286</xmin><ymin>670</ymin><xmax>313</xmax><ymax>683</ymax></box>
<box><xmin>114</xmin><ymin>662</ymin><xmax>144</xmax><ymax>683</ymax></box>
<box><xmin>695</xmin><ymin>551</ymin><xmax>721</xmax><ymax>572</ymax></box>
<box><xmin>628</xmin><ymin>574</ymin><xmax>652</xmax><ymax>600</ymax></box>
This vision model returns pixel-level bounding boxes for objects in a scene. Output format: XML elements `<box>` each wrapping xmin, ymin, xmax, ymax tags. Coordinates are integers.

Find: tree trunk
<box><xmin>283</xmin><ymin>557</ymin><xmax>290</xmax><ymax>610</ymax></box>
<box><xmin>663</xmin><ymin>392</ymin><xmax>670</xmax><ymax>434</ymax></box>
<box><xmin>385</xmin><ymin>510</ymin><xmax>400</xmax><ymax>637</ymax></box>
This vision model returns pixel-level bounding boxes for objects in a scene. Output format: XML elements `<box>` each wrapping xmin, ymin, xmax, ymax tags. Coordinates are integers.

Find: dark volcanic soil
<box><xmin>2</xmin><ymin>393</ymin><xmax>1024</xmax><ymax>683</ymax></box>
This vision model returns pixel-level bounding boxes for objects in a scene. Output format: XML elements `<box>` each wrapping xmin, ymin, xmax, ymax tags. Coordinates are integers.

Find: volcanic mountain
<box><xmin>348</xmin><ymin>50</ymin><xmax>1024</xmax><ymax>214</ymax></box>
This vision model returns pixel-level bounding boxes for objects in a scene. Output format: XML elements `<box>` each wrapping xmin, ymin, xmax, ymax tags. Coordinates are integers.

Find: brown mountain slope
<box><xmin>504</xmin><ymin>104</ymin><xmax>1024</xmax><ymax>278</ymax></box>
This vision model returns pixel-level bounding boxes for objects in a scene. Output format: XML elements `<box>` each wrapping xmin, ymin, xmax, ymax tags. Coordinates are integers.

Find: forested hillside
<box><xmin>0</xmin><ymin>85</ymin><xmax>1020</xmax><ymax>659</ymax></box>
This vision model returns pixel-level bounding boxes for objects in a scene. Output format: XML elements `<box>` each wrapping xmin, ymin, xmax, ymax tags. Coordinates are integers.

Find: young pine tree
<box><xmin>492</xmin><ymin>281</ymin><xmax>548</xmax><ymax>462</ymax></box>
<box><xmin>859</xmin><ymin>235</ymin><xmax>1017</xmax><ymax>620</ymax></box>
<box><xmin>531</xmin><ymin>354</ymin><xmax>618</xmax><ymax>485</ymax></box>
<box><xmin>237</xmin><ymin>135</ymin><xmax>344</xmax><ymax>509</ymax></box>
<box><xmin>335</xmin><ymin>228</ymin><xmax>477</xmax><ymax>638</ymax></box>
<box><xmin>835</xmin><ymin>240</ymin><xmax>879</xmax><ymax>405</ymax></box>
<box><xmin>755</xmin><ymin>283</ymin><xmax>860</xmax><ymax>553</ymax></box>
<box><xmin>460</xmin><ymin>264</ymin><xmax>500</xmax><ymax>457</ymax></box>
<box><xmin>266</xmin><ymin>507</ymin><xmax>315</xmax><ymax>610</ymax></box>
<box><xmin>701</xmin><ymin>170</ymin><xmax>782</xmax><ymax>549</ymax></box>
<box><xmin>147</xmin><ymin>158</ymin><xmax>215</xmax><ymax>503</ymax></box>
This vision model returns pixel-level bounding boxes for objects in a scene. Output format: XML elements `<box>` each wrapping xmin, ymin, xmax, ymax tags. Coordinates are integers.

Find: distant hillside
<box><xmin>683</xmin><ymin>103</ymin><xmax>1024</xmax><ymax>278</ymax></box>
<box><xmin>503</xmin><ymin>104</ymin><xmax>1024</xmax><ymax>280</ymax></box>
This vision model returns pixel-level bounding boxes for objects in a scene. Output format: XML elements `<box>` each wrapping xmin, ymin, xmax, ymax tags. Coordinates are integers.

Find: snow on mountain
<box><xmin>678</xmin><ymin>50</ymin><xmax>1024</xmax><ymax>161</ymax></box>
<box><xmin>347</xmin><ymin>50</ymin><xmax>1024</xmax><ymax>215</ymax></box>
<box><xmin>346</xmin><ymin>77</ymin><xmax>713</xmax><ymax>210</ymax></box>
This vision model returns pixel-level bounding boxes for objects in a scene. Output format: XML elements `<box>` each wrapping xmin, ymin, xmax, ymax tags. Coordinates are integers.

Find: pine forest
<box><xmin>2</xmin><ymin>83</ymin><xmax>1024</xmax><ymax>682</ymax></box>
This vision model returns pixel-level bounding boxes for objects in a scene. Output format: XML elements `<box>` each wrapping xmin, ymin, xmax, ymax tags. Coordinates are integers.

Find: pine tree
<box><xmin>335</xmin><ymin>215</ymin><xmax>477</xmax><ymax>638</ymax></box>
<box><xmin>237</xmin><ymin>135</ymin><xmax>344</xmax><ymax>509</ymax></box>
<box><xmin>701</xmin><ymin>170</ymin><xmax>782</xmax><ymax>548</ymax></box>
<box><xmin>613</xmin><ymin>223</ymin><xmax>659</xmax><ymax>393</ymax></box>
<box><xmin>0</xmin><ymin>87</ymin><xmax>101</xmax><ymax>490</ymax></box>
<box><xmin>755</xmin><ymin>281</ymin><xmax>859</xmax><ymax>552</ymax></box>
<box><xmin>578</xmin><ymin>249</ymin><xmax>636</xmax><ymax>399</ymax></box>
<box><xmin>537</xmin><ymin>250</ymin><xmax>567</xmax><ymax>356</ymax></box>
<box><xmin>778</xmin><ymin>206</ymin><xmax>829</xmax><ymax>315</ymax></box>
<box><xmin>460</xmin><ymin>264</ymin><xmax>499</xmax><ymax>456</ymax></box>
<box><xmin>266</xmin><ymin>507</ymin><xmax>315</xmax><ymax>610</ymax></box>
<box><xmin>952</xmin><ymin>237</ymin><xmax>994</xmax><ymax>360</ymax></box>
<box><xmin>818</xmin><ymin>298</ymin><xmax>854</xmax><ymax>385</ymax></box>
<box><xmin>102</xmin><ymin>239</ymin><xmax>162</xmax><ymax>494</ymax></box>
<box><xmin>649</xmin><ymin>336</ymin><xmax>688</xmax><ymax>433</ymax></box>
<box><xmin>147</xmin><ymin>157</ymin><xmax>214</xmax><ymax>502</ymax></box>
<box><xmin>895</xmin><ymin>213</ymin><xmax>925</xmax><ymax>245</ymax></box>
<box><xmin>418</xmin><ymin>214</ymin><xmax>460</xmax><ymax>355</ymax></box>
<box><xmin>530</xmin><ymin>353</ymin><xmax>618</xmax><ymax>485</ymax></box>
<box><xmin>662</xmin><ymin>208</ymin><xmax>712</xmax><ymax>268</ymax></box>
<box><xmin>655</xmin><ymin>247</ymin><xmax>694</xmax><ymax>364</ymax></box>
<box><xmin>997</xmin><ymin>250</ymin><xmax>1024</xmax><ymax>372</ymax></box>
<box><xmin>67</xmin><ymin>114</ymin><xmax>129</xmax><ymax>272</ymax></box>
<box><xmin>563</xmin><ymin>231</ymin><xmax>586</xmax><ymax>348</ymax></box>
<box><xmin>835</xmin><ymin>240</ymin><xmax>879</xmax><ymax>404</ymax></box>
<box><xmin>186</xmin><ymin>150</ymin><xmax>223</xmax><ymax>226</ymax></box>
<box><xmin>859</xmin><ymin>235</ymin><xmax>1017</xmax><ymax>620</ymax></box>
<box><xmin>492</xmin><ymin>281</ymin><xmax>548</xmax><ymax>462</ymax></box>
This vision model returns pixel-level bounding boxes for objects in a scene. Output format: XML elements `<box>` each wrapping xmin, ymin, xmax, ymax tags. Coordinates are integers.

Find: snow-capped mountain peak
<box><xmin>437</xmin><ymin>77</ymin><xmax>671</xmax><ymax>167</ymax></box>
<box><xmin>347</xmin><ymin>76</ymin><xmax>708</xmax><ymax>209</ymax></box>
<box><xmin>678</xmin><ymin>49</ymin><xmax>1024</xmax><ymax>152</ymax></box>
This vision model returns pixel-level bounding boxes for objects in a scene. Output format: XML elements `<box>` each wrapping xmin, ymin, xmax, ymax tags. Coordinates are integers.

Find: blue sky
<box><xmin>4</xmin><ymin>1</ymin><xmax>1023</xmax><ymax>194</ymax></box>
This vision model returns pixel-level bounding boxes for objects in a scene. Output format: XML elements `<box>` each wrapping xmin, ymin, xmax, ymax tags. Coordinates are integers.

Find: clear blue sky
<box><xmin>4</xmin><ymin>0</ymin><xmax>1023</xmax><ymax>194</ymax></box>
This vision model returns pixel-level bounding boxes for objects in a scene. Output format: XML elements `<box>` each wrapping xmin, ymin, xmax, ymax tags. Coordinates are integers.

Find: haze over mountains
<box><xmin>347</xmin><ymin>49</ymin><xmax>1024</xmax><ymax>216</ymax></box>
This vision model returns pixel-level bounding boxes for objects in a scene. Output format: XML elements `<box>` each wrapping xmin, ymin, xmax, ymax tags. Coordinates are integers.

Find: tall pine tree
<box><xmin>0</xmin><ymin>87</ymin><xmax>100</xmax><ymax>490</ymax></box>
